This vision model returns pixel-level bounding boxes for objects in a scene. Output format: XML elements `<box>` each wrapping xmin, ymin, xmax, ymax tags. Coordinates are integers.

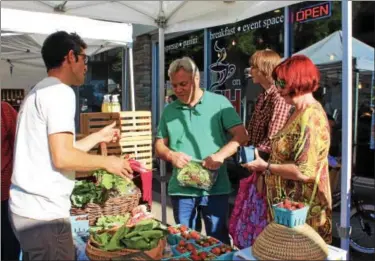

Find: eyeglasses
<box><xmin>275</xmin><ymin>79</ymin><xmax>286</xmax><ymax>89</ymax></box>
<box><xmin>77</xmin><ymin>54</ymin><xmax>89</xmax><ymax>65</ymax></box>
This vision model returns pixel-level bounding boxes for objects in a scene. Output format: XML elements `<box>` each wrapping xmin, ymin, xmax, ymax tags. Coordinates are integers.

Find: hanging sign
<box><xmin>292</xmin><ymin>2</ymin><xmax>331</xmax><ymax>23</ymax></box>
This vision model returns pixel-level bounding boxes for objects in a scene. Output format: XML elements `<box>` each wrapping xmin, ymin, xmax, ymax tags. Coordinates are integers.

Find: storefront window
<box><xmin>79</xmin><ymin>48</ymin><xmax>123</xmax><ymax>113</ymax></box>
<box><xmin>164</xmin><ymin>31</ymin><xmax>204</xmax><ymax>97</ymax></box>
<box><xmin>290</xmin><ymin>1</ymin><xmax>341</xmax><ymax>53</ymax></box>
<box><xmin>208</xmin><ymin>8</ymin><xmax>284</xmax><ymax>120</ymax></box>
<box><xmin>290</xmin><ymin>1</ymin><xmax>375</xmax><ymax>178</ymax></box>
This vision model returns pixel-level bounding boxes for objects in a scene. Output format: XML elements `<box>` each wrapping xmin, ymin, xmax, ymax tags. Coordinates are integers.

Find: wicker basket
<box><xmin>71</xmin><ymin>189</ymin><xmax>141</xmax><ymax>226</ymax></box>
<box><xmin>71</xmin><ymin>142</ymin><xmax>141</xmax><ymax>225</ymax></box>
<box><xmin>86</xmin><ymin>235</ymin><xmax>166</xmax><ymax>260</ymax></box>
<box><xmin>252</xmin><ymin>222</ymin><xmax>328</xmax><ymax>260</ymax></box>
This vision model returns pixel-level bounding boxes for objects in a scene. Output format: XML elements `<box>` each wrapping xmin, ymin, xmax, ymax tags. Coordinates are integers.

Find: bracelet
<box><xmin>265</xmin><ymin>161</ymin><xmax>271</xmax><ymax>175</ymax></box>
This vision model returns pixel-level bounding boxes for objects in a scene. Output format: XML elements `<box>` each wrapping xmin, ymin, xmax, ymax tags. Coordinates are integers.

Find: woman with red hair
<box><xmin>244</xmin><ymin>55</ymin><xmax>332</xmax><ymax>243</ymax></box>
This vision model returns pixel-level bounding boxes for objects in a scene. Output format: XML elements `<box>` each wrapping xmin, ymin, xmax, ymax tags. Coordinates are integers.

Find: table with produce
<box><xmin>69</xmin><ymin>160</ymin><xmax>240</xmax><ymax>261</ymax></box>
<box><xmin>69</xmin><ymin>161</ymin><xmax>347</xmax><ymax>261</ymax></box>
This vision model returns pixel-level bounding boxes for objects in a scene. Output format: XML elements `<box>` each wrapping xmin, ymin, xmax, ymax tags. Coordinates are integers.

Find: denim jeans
<box><xmin>170</xmin><ymin>194</ymin><xmax>230</xmax><ymax>244</ymax></box>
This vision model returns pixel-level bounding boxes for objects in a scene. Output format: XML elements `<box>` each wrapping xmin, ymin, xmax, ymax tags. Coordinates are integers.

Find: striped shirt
<box><xmin>247</xmin><ymin>85</ymin><xmax>292</xmax><ymax>153</ymax></box>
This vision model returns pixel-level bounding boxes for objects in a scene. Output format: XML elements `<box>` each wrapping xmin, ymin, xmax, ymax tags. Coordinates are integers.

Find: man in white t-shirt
<box><xmin>8</xmin><ymin>31</ymin><xmax>133</xmax><ymax>260</ymax></box>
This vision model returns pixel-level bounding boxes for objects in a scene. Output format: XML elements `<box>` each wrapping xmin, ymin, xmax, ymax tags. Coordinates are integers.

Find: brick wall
<box><xmin>133</xmin><ymin>34</ymin><xmax>152</xmax><ymax>110</ymax></box>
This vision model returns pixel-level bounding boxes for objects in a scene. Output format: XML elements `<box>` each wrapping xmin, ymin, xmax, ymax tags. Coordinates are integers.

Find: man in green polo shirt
<box><xmin>155</xmin><ymin>57</ymin><xmax>248</xmax><ymax>244</ymax></box>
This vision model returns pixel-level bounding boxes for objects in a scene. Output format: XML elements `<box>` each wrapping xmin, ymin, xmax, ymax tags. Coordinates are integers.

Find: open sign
<box><xmin>293</xmin><ymin>2</ymin><xmax>331</xmax><ymax>23</ymax></box>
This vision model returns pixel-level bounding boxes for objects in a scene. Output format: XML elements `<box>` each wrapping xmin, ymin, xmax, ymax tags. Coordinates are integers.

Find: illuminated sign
<box><xmin>216</xmin><ymin>89</ymin><xmax>242</xmax><ymax>117</ymax></box>
<box><xmin>292</xmin><ymin>2</ymin><xmax>331</xmax><ymax>23</ymax></box>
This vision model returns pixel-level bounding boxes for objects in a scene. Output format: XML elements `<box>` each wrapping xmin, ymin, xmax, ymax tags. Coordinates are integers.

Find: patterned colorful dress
<box><xmin>265</xmin><ymin>102</ymin><xmax>332</xmax><ymax>243</ymax></box>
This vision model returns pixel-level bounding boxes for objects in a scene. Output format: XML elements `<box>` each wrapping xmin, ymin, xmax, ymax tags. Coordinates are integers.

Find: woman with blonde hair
<box><xmin>246</xmin><ymin>49</ymin><xmax>292</xmax><ymax>156</ymax></box>
<box><xmin>229</xmin><ymin>49</ymin><xmax>292</xmax><ymax>249</ymax></box>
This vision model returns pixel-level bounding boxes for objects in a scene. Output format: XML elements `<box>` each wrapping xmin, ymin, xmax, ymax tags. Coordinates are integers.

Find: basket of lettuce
<box><xmin>177</xmin><ymin>161</ymin><xmax>218</xmax><ymax>191</ymax></box>
<box><xmin>70</xmin><ymin>170</ymin><xmax>141</xmax><ymax>225</ymax></box>
<box><xmin>86</xmin><ymin>217</ymin><xmax>166</xmax><ymax>260</ymax></box>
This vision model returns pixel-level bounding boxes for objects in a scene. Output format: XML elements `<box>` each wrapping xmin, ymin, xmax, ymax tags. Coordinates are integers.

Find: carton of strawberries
<box><xmin>180</xmin><ymin>230</ymin><xmax>201</xmax><ymax>241</ymax></box>
<box><xmin>173</xmin><ymin>240</ymin><xmax>201</xmax><ymax>255</ymax></box>
<box><xmin>190</xmin><ymin>251</ymin><xmax>216</xmax><ymax>261</ymax></box>
<box><xmin>277</xmin><ymin>199</ymin><xmax>305</xmax><ymax>210</ymax></box>
<box><xmin>273</xmin><ymin>199</ymin><xmax>309</xmax><ymax>228</ymax></box>
<box><xmin>210</xmin><ymin>244</ymin><xmax>233</xmax><ymax>256</ymax></box>
<box><xmin>167</xmin><ymin>225</ymin><xmax>202</xmax><ymax>245</ymax></box>
<box><xmin>194</xmin><ymin>237</ymin><xmax>220</xmax><ymax>248</ymax></box>
<box><xmin>167</xmin><ymin>224</ymin><xmax>190</xmax><ymax>235</ymax></box>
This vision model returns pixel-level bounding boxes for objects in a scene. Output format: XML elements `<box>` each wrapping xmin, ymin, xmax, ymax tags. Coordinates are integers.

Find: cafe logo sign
<box><xmin>209</xmin><ymin>41</ymin><xmax>236</xmax><ymax>91</ymax></box>
<box><xmin>292</xmin><ymin>2</ymin><xmax>331</xmax><ymax>23</ymax></box>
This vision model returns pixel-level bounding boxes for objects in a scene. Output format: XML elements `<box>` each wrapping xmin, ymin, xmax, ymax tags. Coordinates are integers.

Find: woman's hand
<box><xmin>241</xmin><ymin>148</ymin><xmax>268</xmax><ymax>172</ymax></box>
<box><xmin>97</xmin><ymin>121</ymin><xmax>120</xmax><ymax>143</ymax></box>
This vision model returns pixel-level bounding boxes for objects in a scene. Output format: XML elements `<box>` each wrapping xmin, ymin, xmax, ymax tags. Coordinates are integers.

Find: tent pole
<box><xmin>284</xmin><ymin>6</ymin><xmax>291</xmax><ymax>58</ymax></box>
<box><xmin>353</xmin><ymin>71</ymin><xmax>359</xmax><ymax>169</ymax></box>
<box><xmin>340</xmin><ymin>0</ymin><xmax>352</xmax><ymax>259</ymax></box>
<box><xmin>129</xmin><ymin>45</ymin><xmax>135</xmax><ymax>111</ymax></box>
<box><xmin>121</xmin><ymin>47</ymin><xmax>128</xmax><ymax>111</ymax></box>
<box><xmin>158</xmin><ymin>23</ymin><xmax>167</xmax><ymax>225</ymax></box>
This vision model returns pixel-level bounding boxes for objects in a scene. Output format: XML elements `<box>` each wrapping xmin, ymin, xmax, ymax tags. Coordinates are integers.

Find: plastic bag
<box><xmin>176</xmin><ymin>161</ymin><xmax>218</xmax><ymax>191</ymax></box>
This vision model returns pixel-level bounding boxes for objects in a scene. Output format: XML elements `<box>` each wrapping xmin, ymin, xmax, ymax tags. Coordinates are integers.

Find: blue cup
<box><xmin>238</xmin><ymin>145</ymin><xmax>255</xmax><ymax>163</ymax></box>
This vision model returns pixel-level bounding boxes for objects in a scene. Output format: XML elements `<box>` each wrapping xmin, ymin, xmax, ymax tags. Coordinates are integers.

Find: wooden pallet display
<box><xmin>79</xmin><ymin>111</ymin><xmax>153</xmax><ymax>170</ymax></box>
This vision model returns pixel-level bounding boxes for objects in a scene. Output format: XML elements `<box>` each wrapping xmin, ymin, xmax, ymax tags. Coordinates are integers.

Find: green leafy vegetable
<box><xmin>70</xmin><ymin>180</ymin><xmax>104</xmax><ymax>208</ymax></box>
<box><xmin>89</xmin><ymin>214</ymin><xmax>131</xmax><ymax>233</ymax></box>
<box><xmin>93</xmin><ymin>170</ymin><xmax>137</xmax><ymax>195</ymax></box>
<box><xmin>90</xmin><ymin>219</ymin><xmax>167</xmax><ymax>251</ymax></box>
<box><xmin>177</xmin><ymin>161</ymin><xmax>218</xmax><ymax>190</ymax></box>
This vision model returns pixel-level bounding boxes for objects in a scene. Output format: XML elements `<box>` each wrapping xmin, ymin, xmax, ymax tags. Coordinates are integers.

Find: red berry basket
<box><xmin>272</xmin><ymin>199</ymin><xmax>309</xmax><ymax>228</ymax></box>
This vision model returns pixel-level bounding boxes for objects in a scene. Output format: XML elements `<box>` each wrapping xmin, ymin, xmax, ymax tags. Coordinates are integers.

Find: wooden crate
<box><xmin>79</xmin><ymin>111</ymin><xmax>153</xmax><ymax>170</ymax></box>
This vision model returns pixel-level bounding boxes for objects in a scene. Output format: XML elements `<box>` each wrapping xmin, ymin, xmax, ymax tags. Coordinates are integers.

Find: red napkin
<box><xmin>128</xmin><ymin>159</ymin><xmax>153</xmax><ymax>208</ymax></box>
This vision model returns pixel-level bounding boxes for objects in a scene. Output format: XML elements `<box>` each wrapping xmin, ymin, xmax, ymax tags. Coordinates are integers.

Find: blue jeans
<box><xmin>170</xmin><ymin>195</ymin><xmax>230</xmax><ymax>244</ymax></box>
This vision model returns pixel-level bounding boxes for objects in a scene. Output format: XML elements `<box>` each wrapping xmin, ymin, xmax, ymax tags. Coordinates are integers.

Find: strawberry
<box><xmin>199</xmin><ymin>252</ymin><xmax>208</xmax><ymax>259</ymax></box>
<box><xmin>186</xmin><ymin>243</ymin><xmax>195</xmax><ymax>251</ymax></box>
<box><xmin>178</xmin><ymin>240</ymin><xmax>186</xmax><ymax>247</ymax></box>
<box><xmin>190</xmin><ymin>254</ymin><xmax>201</xmax><ymax>261</ymax></box>
<box><xmin>284</xmin><ymin>199</ymin><xmax>291</xmax><ymax>205</ymax></box>
<box><xmin>211</xmin><ymin>247</ymin><xmax>221</xmax><ymax>255</ymax></box>
<box><xmin>180</xmin><ymin>225</ymin><xmax>188</xmax><ymax>232</ymax></box>
<box><xmin>297</xmin><ymin>202</ymin><xmax>305</xmax><ymax>209</ymax></box>
<box><xmin>190</xmin><ymin>231</ymin><xmax>201</xmax><ymax>240</ymax></box>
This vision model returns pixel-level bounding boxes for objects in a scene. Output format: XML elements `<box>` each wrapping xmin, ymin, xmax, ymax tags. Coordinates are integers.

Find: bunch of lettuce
<box><xmin>89</xmin><ymin>214</ymin><xmax>131</xmax><ymax>233</ymax></box>
<box><xmin>70</xmin><ymin>180</ymin><xmax>104</xmax><ymax>208</ymax></box>
<box><xmin>93</xmin><ymin>170</ymin><xmax>137</xmax><ymax>196</ymax></box>
<box><xmin>177</xmin><ymin>161</ymin><xmax>218</xmax><ymax>191</ymax></box>
<box><xmin>70</xmin><ymin>170</ymin><xmax>137</xmax><ymax>208</ymax></box>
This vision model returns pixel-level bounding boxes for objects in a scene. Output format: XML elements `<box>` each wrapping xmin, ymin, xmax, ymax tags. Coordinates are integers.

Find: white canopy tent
<box><xmin>1</xmin><ymin>0</ymin><xmax>301</xmax><ymax>226</ymax></box>
<box><xmin>1</xmin><ymin>8</ymin><xmax>136</xmax><ymax>108</ymax></box>
<box><xmin>1</xmin><ymin>1</ymin><xmax>355</xmax><ymax>257</ymax></box>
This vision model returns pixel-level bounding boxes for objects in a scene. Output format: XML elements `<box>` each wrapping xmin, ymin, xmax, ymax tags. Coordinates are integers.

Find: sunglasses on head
<box><xmin>275</xmin><ymin>79</ymin><xmax>286</xmax><ymax>89</ymax></box>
